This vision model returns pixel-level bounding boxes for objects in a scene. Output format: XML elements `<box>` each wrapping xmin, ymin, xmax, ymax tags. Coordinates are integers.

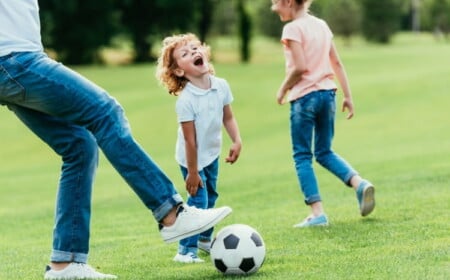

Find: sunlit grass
<box><xmin>0</xmin><ymin>33</ymin><xmax>449</xmax><ymax>279</ymax></box>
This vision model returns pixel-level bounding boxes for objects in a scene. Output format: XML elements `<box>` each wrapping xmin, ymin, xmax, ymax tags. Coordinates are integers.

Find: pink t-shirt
<box><xmin>281</xmin><ymin>14</ymin><xmax>336</xmax><ymax>101</ymax></box>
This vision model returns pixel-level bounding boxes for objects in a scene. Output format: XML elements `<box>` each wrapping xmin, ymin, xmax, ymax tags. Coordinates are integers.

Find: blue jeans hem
<box><xmin>153</xmin><ymin>194</ymin><xmax>183</xmax><ymax>222</ymax></box>
<box><xmin>51</xmin><ymin>250</ymin><xmax>87</xmax><ymax>263</ymax></box>
<box><xmin>304</xmin><ymin>194</ymin><xmax>322</xmax><ymax>205</ymax></box>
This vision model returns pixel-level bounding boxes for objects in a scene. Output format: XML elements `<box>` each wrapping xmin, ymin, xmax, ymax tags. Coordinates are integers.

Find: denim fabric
<box><xmin>0</xmin><ymin>52</ymin><xmax>183</xmax><ymax>263</ymax></box>
<box><xmin>177</xmin><ymin>158</ymin><xmax>219</xmax><ymax>255</ymax></box>
<box><xmin>290</xmin><ymin>89</ymin><xmax>357</xmax><ymax>205</ymax></box>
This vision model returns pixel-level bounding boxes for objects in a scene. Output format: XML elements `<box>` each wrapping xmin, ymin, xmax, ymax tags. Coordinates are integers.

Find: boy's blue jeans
<box><xmin>0</xmin><ymin>51</ymin><xmax>183</xmax><ymax>263</ymax></box>
<box><xmin>290</xmin><ymin>89</ymin><xmax>357</xmax><ymax>205</ymax></box>
<box><xmin>178</xmin><ymin>158</ymin><xmax>219</xmax><ymax>255</ymax></box>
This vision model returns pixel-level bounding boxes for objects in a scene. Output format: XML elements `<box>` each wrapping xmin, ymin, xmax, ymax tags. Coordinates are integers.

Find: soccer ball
<box><xmin>210</xmin><ymin>224</ymin><xmax>266</xmax><ymax>275</ymax></box>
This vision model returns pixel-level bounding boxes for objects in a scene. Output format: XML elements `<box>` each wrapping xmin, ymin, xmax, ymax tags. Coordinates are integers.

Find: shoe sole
<box><xmin>173</xmin><ymin>255</ymin><xmax>205</xmax><ymax>263</ymax></box>
<box><xmin>293</xmin><ymin>222</ymin><xmax>329</xmax><ymax>228</ymax></box>
<box><xmin>293</xmin><ymin>215</ymin><xmax>329</xmax><ymax>228</ymax></box>
<box><xmin>360</xmin><ymin>185</ymin><xmax>375</xmax><ymax>216</ymax></box>
<box><xmin>164</xmin><ymin>207</ymin><xmax>232</xmax><ymax>243</ymax></box>
<box><xmin>198</xmin><ymin>246</ymin><xmax>211</xmax><ymax>254</ymax></box>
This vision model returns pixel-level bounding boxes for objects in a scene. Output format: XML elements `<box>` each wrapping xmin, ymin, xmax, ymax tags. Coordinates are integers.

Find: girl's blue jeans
<box><xmin>290</xmin><ymin>89</ymin><xmax>358</xmax><ymax>205</ymax></box>
<box><xmin>0</xmin><ymin>52</ymin><xmax>183</xmax><ymax>263</ymax></box>
<box><xmin>178</xmin><ymin>158</ymin><xmax>219</xmax><ymax>255</ymax></box>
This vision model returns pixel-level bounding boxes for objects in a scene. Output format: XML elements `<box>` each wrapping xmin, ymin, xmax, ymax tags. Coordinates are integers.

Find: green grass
<box><xmin>1</xmin><ymin>33</ymin><xmax>449</xmax><ymax>279</ymax></box>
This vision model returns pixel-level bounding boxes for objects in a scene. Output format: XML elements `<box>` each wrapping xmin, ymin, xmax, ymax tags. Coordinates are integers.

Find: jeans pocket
<box><xmin>0</xmin><ymin>66</ymin><xmax>25</xmax><ymax>104</ymax></box>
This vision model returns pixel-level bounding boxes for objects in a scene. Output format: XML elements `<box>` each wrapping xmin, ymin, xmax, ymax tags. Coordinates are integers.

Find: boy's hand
<box><xmin>225</xmin><ymin>143</ymin><xmax>241</xmax><ymax>164</ymax></box>
<box><xmin>185</xmin><ymin>172</ymin><xmax>203</xmax><ymax>196</ymax></box>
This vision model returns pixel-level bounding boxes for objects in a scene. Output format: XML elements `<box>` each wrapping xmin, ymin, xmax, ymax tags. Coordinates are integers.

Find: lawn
<box><xmin>0</xmin><ymin>33</ymin><xmax>449</xmax><ymax>279</ymax></box>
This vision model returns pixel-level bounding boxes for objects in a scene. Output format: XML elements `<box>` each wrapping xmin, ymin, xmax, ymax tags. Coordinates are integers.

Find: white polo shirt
<box><xmin>0</xmin><ymin>0</ymin><xmax>43</xmax><ymax>56</ymax></box>
<box><xmin>175</xmin><ymin>75</ymin><xmax>233</xmax><ymax>170</ymax></box>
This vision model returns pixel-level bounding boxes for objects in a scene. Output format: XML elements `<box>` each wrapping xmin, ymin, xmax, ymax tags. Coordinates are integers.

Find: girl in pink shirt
<box><xmin>271</xmin><ymin>0</ymin><xmax>375</xmax><ymax>227</ymax></box>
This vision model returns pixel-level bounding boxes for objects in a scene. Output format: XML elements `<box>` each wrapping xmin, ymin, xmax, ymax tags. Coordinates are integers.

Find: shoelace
<box><xmin>72</xmin><ymin>263</ymin><xmax>98</xmax><ymax>276</ymax></box>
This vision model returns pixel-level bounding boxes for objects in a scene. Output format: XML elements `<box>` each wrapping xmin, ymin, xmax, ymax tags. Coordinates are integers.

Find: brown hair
<box><xmin>155</xmin><ymin>33</ymin><xmax>215</xmax><ymax>95</ymax></box>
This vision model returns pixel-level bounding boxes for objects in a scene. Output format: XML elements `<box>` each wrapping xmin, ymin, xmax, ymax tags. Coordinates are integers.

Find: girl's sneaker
<box><xmin>173</xmin><ymin>252</ymin><xmax>205</xmax><ymax>263</ymax></box>
<box><xmin>293</xmin><ymin>214</ymin><xmax>329</xmax><ymax>228</ymax></box>
<box><xmin>356</xmin><ymin>180</ymin><xmax>375</xmax><ymax>216</ymax></box>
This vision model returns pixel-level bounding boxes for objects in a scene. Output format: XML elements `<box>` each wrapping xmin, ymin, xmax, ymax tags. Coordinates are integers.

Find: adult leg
<box><xmin>1</xmin><ymin>52</ymin><xmax>182</xmax><ymax>220</ymax></box>
<box><xmin>8</xmin><ymin>105</ymin><xmax>97</xmax><ymax>263</ymax></box>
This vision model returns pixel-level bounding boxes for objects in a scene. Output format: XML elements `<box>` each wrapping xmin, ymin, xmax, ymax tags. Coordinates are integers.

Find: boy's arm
<box><xmin>180</xmin><ymin>121</ymin><xmax>203</xmax><ymax>196</ymax></box>
<box><xmin>330</xmin><ymin>42</ymin><xmax>354</xmax><ymax>119</ymax></box>
<box><xmin>222</xmin><ymin>104</ymin><xmax>242</xmax><ymax>164</ymax></box>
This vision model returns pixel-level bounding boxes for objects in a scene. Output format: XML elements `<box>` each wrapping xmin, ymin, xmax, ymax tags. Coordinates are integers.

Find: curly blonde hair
<box><xmin>155</xmin><ymin>33</ymin><xmax>215</xmax><ymax>96</ymax></box>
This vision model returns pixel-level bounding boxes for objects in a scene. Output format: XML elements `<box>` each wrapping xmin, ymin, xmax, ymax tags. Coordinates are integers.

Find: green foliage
<box><xmin>361</xmin><ymin>0</ymin><xmax>403</xmax><ymax>43</ymax></box>
<box><xmin>209</xmin><ymin>1</ymin><xmax>237</xmax><ymax>36</ymax></box>
<box><xmin>116</xmin><ymin>0</ymin><xmax>198</xmax><ymax>62</ymax></box>
<box><xmin>196</xmin><ymin>0</ymin><xmax>217</xmax><ymax>43</ymax></box>
<box><xmin>39</xmin><ymin>0</ymin><xmax>118</xmax><ymax>65</ymax></box>
<box><xmin>430</xmin><ymin>0</ymin><xmax>450</xmax><ymax>36</ymax></box>
<box><xmin>1</xmin><ymin>34</ymin><xmax>449</xmax><ymax>279</ymax></box>
<box><xmin>237</xmin><ymin>0</ymin><xmax>252</xmax><ymax>62</ymax></box>
<box><xmin>255</xmin><ymin>0</ymin><xmax>284</xmax><ymax>39</ymax></box>
<box><xmin>37</xmin><ymin>0</ymin><xmax>450</xmax><ymax>65</ymax></box>
<box><xmin>325</xmin><ymin>0</ymin><xmax>362</xmax><ymax>42</ymax></box>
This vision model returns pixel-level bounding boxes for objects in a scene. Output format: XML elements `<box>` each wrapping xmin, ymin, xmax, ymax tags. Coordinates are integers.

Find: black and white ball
<box><xmin>210</xmin><ymin>224</ymin><xmax>266</xmax><ymax>275</ymax></box>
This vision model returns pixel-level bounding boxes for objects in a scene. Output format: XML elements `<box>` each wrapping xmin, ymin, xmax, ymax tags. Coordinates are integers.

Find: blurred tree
<box><xmin>237</xmin><ymin>0</ymin><xmax>252</xmax><ymax>62</ymax></box>
<box><xmin>325</xmin><ymin>0</ymin><xmax>361</xmax><ymax>45</ymax></box>
<box><xmin>256</xmin><ymin>0</ymin><xmax>283</xmax><ymax>39</ymax></box>
<box><xmin>309</xmin><ymin>0</ymin><xmax>327</xmax><ymax>17</ymax></box>
<box><xmin>411</xmin><ymin>0</ymin><xmax>421</xmax><ymax>32</ymax></box>
<box><xmin>197</xmin><ymin>0</ymin><xmax>217</xmax><ymax>43</ymax></box>
<box><xmin>418</xmin><ymin>0</ymin><xmax>441</xmax><ymax>32</ymax></box>
<box><xmin>211</xmin><ymin>1</ymin><xmax>237</xmax><ymax>35</ymax></box>
<box><xmin>117</xmin><ymin>0</ymin><xmax>217</xmax><ymax>62</ymax></box>
<box><xmin>361</xmin><ymin>0</ymin><xmax>403</xmax><ymax>43</ymax></box>
<box><xmin>117</xmin><ymin>0</ymin><xmax>196</xmax><ymax>62</ymax></box>
<box><xmin>430</xmin><ymin>0</ymin><xmax>450</xmax><ymax>39</ymax></box>
<box><xmin>40</xmin><ymin>0</ymin><xmax>118</xmax><ymax>65</ymax></box>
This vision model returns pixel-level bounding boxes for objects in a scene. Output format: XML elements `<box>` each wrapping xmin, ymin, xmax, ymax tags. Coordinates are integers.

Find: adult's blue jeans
<box><xmin>178</xmin><ymin>158</ymin><xmax>219</xmax><ymax>255</ymax></box>
<box><xmin>0</xmin><ymin>51</ymin><xmax>183</xmax><ymax>263</ymax></box>
<box><xmin>290</xmin><ymin>89</ymin><xmax>357</xmax><ymax>205</ymax></box>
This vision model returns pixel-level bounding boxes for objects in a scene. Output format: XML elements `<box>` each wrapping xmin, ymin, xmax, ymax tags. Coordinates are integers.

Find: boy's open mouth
<box><xmin>194</xmin><ymin>57</ymin><xmax>203</xmax><ymax>66</ymax></box>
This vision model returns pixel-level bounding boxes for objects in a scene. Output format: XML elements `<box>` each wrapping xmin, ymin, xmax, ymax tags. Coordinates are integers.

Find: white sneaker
<box><xmin>173</xmin><ymin>253</ymin><xmax>205</xmax><ymax>263</ymax></box>
<box><xmin>44</xmin><ymin>263</ymin><xmax>117</xmax><ymax>279</ymax></box>
<box><xmin>160</xmin><ymin>205</ymin><xmax>232</xmax><ymax>243</ymax></box>
<box><xmin>198</xmin><ymin>240</ymin><xmax>211</xmax><ymax>254</ymax></box>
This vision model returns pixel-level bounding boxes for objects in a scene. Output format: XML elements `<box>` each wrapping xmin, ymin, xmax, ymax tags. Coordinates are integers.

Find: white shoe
<box><xmin>160</xmin><ymin>205</ymin><xmax>232</xmax><ymax>243</ymax></box>
<box><xmin>44</xmin><ymin>263</ymin><xmax>117</xmax><ymax>279</ymax></box>
<box><xmin>198</xmin><ymin>240</ymin><xmax>211</xmax><ymax>254</ymax></box>
<box><xmin>173</xmin><ymin>253</ymin><xmax>205</xmax><ymax>263</ymax></box>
